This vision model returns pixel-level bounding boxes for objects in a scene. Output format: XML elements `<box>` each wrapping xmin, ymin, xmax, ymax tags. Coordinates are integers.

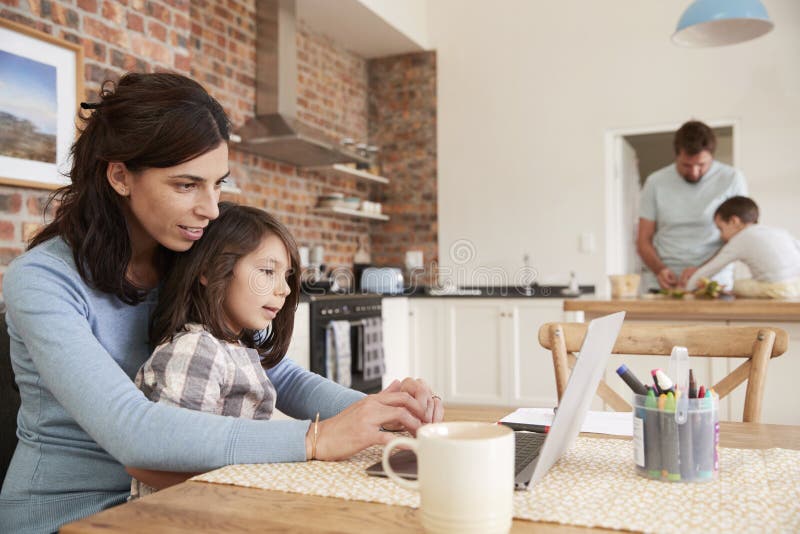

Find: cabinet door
<box><xmin>381</xmin><ymin>297</ymin><xmax>410</xmax><ymax>389</ymax></box>
<box><xmin>408</xmin><ymin>300</ymin><xmax>445</xmax><ymax>395</ymax></box>
<box><xmin>728</xmin><ymin>320</ymin><xmax>800</xmax><ymax>425</ymax></box>
<box><xmin>444</xmin><ymin>301</ymin><xmax>507</xmax><ymax>405</ymax></box>
<box><xmin>285</xmin><ymin>302</ymin><xmax>310</xmax><ymax>370</ymax></box>
<box><xmin>275</xmin><ymin>302</ymin><xmax>310</xmax><ymax>420</ymax></box>
<box><xmin>507</xmin><ymin>300</ymin><xmax>564</xmax><ymax>408</ymax></box>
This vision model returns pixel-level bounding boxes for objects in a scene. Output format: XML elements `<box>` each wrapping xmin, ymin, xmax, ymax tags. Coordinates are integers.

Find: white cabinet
<box><xmin>274</xmin><ymin>302</ymin><xmax>310</xmax><ymax>420</ymax></box>
<box><xmin>381</xmin><ymin>297</ymin><xmax>410</xmax><ymax>389</ymax></box>
<box><xmin>408</xmin><ymin>299</ymin><xmax>446</xmax><ymax>395</ymax></box>
<box><xmin>410</xmin><ymin>299</ymin><xmax>565</xmax><ymax>407</ymax></box>
<box><xmin>285</xmin><ymin>302</ymin><xmax>310</xmax><ymax>370</ymax></box>
<box><xmin>444</xmin><ymin>300</ymin><xmax>509</xmax><ymax>405</ymax></box>
<box><xmin>507</xmin><ymin>300</ymin><xmax>564</xmax><ymax>408</ymax></box>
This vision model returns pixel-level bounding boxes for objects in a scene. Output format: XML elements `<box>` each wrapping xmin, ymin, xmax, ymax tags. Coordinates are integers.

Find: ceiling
<box><xmin>297</xmin><ymin>0</ymin><xmax>426</xmax><ymax>58</ymax></box>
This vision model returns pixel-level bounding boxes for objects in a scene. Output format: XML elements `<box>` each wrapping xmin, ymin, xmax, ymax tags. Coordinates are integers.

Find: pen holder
<box><xmin>632</xmin><ymin>394</ymin><xmax>719</xmax><ymax>482</ymax></box>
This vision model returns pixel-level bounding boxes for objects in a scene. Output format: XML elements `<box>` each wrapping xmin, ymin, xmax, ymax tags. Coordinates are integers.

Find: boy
<box><xmin>686</xmin><ymin>196</ymin><xmax>800</xmax><ymax>298</ymax></box>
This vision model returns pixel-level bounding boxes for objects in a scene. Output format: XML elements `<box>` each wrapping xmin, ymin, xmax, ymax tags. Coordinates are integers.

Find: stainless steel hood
<box><xmin>234</xmin><ymin>0</ymin><xmax>369</xmax><ymax>168</ymax></box>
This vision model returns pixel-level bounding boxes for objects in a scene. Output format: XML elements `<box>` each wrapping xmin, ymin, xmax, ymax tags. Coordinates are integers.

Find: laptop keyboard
<box><xmin>515</xmin><ymin>431</ymin><xmax>546</xmax><ymax>475</ymax></box>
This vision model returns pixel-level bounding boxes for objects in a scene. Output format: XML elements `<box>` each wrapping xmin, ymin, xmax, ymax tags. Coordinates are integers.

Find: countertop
<box><xmin>299</xmin><ymin>285</ymin><xmax>595</xmax><ymax>302</ymax></box>
<box><xmin>563</xmin><ymin>296</ymin><xmax>800</xmax><ymax>321</ymax></box>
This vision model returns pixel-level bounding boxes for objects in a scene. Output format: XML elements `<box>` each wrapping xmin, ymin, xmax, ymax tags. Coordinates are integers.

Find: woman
<box><xmin>0</xmin><ymin>72</ymin><xmax>442</xmax><ymax>534</ymax></box>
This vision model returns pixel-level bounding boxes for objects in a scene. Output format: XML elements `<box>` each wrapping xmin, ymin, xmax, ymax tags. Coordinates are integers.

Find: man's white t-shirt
<box><xmin>639</xmin><ymin>160</ymin><xmax>747</xmax><ymax>290</ymax></box>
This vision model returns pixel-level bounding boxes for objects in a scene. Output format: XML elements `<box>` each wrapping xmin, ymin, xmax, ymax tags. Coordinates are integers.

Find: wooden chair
<box><xmin>537</xmin><ymin>322</ymin><xmax>788</xmax><ymax>423</ymax></box>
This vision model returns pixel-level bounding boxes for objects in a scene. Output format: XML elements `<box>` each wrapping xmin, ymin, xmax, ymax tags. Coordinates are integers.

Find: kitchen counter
<box><xmin>299</xmin><ymin>285</ymin><xmax>594</xmax><ymax>302</ymax></box>
<box><xmin>564</xmin><ymin>296</ymin><xmax>800</xmax><ymax>321</ymax></box>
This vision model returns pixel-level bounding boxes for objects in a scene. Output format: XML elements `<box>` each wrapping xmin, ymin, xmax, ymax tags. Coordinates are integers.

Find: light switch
<box><xmin>580</xmin><ymin>232</ymin><xmax>595</xmax><ymax>253</ymax></box>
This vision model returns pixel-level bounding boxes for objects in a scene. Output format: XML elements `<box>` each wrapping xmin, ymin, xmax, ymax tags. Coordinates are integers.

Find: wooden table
<box><xmin>564</xmin><ymin>297</ymin><xmax>800</xmax><ymax>321</ymax></box>
<box><xmin>62</xmin><ymin>405</ymin><xmax>800</xmax><ymax>533</ymax></box>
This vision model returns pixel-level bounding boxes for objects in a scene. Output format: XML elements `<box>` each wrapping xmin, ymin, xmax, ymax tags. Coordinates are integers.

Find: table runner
<box><xmin>192</xmin><ymin>437</ymin><xmax>800</xmax><ymax>533</ymax></box>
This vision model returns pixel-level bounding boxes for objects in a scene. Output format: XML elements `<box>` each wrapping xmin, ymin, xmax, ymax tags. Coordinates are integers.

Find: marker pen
<box><xmin>499</xmin><ymin>422</ymin><xmax>550</xmax><ymax>433</ymax></box>
<box><xmin>616</xmin><ymin>364</ymin><xmax>648</xmax><ymax>395</ymax></box>
<box><xmin>652</xmin><ymin>368</ymin><xmax>674</xmax><ymax>394</ymax></box>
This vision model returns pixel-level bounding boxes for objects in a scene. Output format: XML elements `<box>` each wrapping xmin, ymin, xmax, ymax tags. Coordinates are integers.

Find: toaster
<box><xmin>361</xmin><ymin>267</ymin><xmax>404</xmax><ymax>295</ymax></box>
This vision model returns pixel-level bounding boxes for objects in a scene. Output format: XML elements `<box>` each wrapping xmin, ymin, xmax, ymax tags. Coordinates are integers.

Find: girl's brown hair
<box><xmin>29</xmin><ymin>72</ymin><xmax>231</xmax><ymax>304</ymax></box>
<box><xmin>150</xmin><ymin>202</ymin><xmax>301</xmax><ymax>368</ymax></box>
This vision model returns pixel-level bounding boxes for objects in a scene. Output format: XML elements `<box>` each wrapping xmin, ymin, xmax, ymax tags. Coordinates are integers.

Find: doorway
<box><xmin>603</xmin><ymin>120</ymin><xmax>738</xmax><ymax>293</ymax></box>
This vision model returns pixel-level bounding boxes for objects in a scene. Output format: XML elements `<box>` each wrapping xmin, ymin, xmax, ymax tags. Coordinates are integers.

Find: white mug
<box><xmin>382</xmin><ymin>422</ymin><xmax>514</xmax><ymax>534</ymax></box>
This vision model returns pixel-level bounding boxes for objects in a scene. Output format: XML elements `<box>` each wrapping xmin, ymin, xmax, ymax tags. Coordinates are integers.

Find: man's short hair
<box><xmin>715</xmin><ymin>196</ymin><xmax>759</xmax><ymax>224</ymax></box>
<box><xmin>674</xmin><ymin>120</ymin><xmax>716</xmax><ymax>156</ymax></box>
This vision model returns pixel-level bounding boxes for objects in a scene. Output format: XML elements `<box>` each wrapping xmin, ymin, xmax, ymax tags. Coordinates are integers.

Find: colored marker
<box><xmin>653</xmin><ymin>369</ymin><xmax>675</xmax><ymax>394</ymax></box>
<box><xmin>663</xmin><ymin>392</ymin><xmax>681</xmax><ymax>481</ymax></box>
<box><xmin>698</xmin><ymin>385</ymin><xmax>706</xmax><ymax>400</ymax></box>
<box><xmin>689</xmin><ymin>369</ymin><xmax>697</xmax><ymax>399</ymax></box>
<box><xmin>657</xmin><ymin>393</ymin><xmax>667</xmax><ymax>479</ymax></box>
<box><xmin>616</xmin><ymin>364</ymin><xmax>649</xmax><ymax>395</ymax></box>
<box><xmin>644</xmin><ymin>388</ymin><xmax>661</xmax><ymax>479</ymax></box>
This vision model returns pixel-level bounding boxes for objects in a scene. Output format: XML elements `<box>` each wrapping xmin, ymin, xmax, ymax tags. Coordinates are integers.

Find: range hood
<box><xmin>234</xmin><ymin>0</ymin><xmax>369</xmax><ymax>168</ymax></box>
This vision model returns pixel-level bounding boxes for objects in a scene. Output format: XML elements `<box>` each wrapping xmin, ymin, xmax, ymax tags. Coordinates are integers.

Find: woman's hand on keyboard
<box><xmin>310</xmin><ymin>380</ymin><xmax>426</xmax><ymax>461</ymax></box>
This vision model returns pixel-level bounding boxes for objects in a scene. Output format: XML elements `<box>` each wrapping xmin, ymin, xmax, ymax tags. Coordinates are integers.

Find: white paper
<box><xmin>499</xmin><ymin>407</ymin><xmax>633</xmax><ymax>436</ymax></box>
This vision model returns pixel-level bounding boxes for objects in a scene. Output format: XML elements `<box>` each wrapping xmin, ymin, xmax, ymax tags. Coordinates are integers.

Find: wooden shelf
<box><xmin>308</xmin><ymin>164</ymin><xmax>389</xmax><ymax>184</ymax></box>
<box><xmin>311</xmin><ymin>207</ymin><xmax>389</xmax><ymax>221</ymax></box>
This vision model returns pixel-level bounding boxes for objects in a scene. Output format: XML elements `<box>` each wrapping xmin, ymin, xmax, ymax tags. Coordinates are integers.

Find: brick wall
<box><xmin>368</xmin><ymin>51</ymin><xmax>438</xmax><ymax>278</ymax></box>
<box><xmin>0</xmin><ymin>1</ymin><xmax>436</xmax><ymax>294</ymax></box>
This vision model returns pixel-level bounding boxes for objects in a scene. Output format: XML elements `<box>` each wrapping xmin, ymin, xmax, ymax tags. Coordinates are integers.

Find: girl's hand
<box><xmin>308</xmin><ymin>380</ymin><xmax>427</xmax><ymax>461</ymax></box>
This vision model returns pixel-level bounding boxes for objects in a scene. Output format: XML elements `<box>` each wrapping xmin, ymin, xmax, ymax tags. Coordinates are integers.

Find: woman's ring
<box><xmin>432</xmin><ymin>394</ymin><xmax>442</xmax><ymax>401</ymax></box>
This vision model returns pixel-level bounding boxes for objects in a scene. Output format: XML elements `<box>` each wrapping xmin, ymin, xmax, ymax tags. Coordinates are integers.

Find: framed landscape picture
<box><xmin>0</xmin><ymin>18</ymin><xmax>83</xmax><ymax>189</ymax></box>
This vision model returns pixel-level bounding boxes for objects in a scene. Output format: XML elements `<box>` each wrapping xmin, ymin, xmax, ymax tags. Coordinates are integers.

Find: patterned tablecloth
<box><xmin>192</xmin><ymin>437</ymin><xmax>800</xmax><ymax>533</ymax></box>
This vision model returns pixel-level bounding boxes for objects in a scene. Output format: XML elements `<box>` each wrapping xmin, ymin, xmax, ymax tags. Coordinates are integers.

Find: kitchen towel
<box><xmin>360</xmin><ymin>317</ymin><xmax>385</xmax><ymax>381</ymax></box>
<box><xmin>325</xmin><ymin>320</ymin><xmax>351</xmax><ymax>388</ymax></box>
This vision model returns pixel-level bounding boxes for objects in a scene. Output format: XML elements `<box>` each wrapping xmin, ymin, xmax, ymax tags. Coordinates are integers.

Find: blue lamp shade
<box><xmin>673</xmin><ymin>0</ymin><xmax>774</xmax><ymax>47</ymax></box>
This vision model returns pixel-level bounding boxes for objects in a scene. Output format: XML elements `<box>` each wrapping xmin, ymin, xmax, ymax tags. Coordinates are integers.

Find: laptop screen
<box><xmin>528</xmin><ymin>311</ymin><xmax>625</xmax><ymax>486</ymax></box>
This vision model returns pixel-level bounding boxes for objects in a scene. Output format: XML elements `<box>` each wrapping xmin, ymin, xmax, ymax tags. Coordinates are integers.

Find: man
<box><xmin>637</xmin><ymin>120</ymin><xmax>747</xmax><ymax>292</ymax></box>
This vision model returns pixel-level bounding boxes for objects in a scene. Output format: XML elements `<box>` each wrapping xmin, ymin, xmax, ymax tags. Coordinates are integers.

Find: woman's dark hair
<box><xmin>150</xmin><ymin>202</ymin><xmax>301</xmax><ymax>368</ymax></box>
<box><xmin>673</xmin><ymin>120</ymin><xmax>716</xmax><ymax>156</ymax></box>
<box><xmin>715</xmin><ymin>196</ymin><xmax>759</xmax><ymax>224</ymax></box>
<box><xmin>29</xmin><ymin>72</ymin><xmax>231</xmax><ymax>304</ymax></box>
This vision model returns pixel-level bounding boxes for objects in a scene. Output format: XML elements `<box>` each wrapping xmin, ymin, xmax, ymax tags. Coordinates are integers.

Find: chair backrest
<box><xmin>1</xmin><ymin>310</ymin><xmax>20</xmax><ymax>485</ymax></box>
<box><xmin>538</xmin><ymin>322</ymin><xmax>788</xmax><ymax>423</ymax></box>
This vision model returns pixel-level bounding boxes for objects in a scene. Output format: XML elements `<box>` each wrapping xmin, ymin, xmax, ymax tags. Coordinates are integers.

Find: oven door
<box><xmin>309</xmin><ymin>297</ymin><xmax>384</xmax><ymax>394</ymax></box>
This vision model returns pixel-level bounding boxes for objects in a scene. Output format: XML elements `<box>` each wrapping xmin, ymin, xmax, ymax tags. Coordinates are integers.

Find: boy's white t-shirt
<box><xmin>686</xmin><ymin>224</ymin><xmax>800</xmax><ymax>290</ymax></box>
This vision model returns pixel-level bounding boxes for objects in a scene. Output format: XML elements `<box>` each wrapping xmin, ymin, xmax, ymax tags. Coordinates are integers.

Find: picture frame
<box><xmin>0</xmin><ymin>18</ymin><xmax>83</xmax><ymax>190</ymax></box>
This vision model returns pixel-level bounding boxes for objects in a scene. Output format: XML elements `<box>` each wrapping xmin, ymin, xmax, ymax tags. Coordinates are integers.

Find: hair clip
<box><xmin>80</xmin><ymin>101</ymin><xmax>102</xmax><ymax>110</ymax></box>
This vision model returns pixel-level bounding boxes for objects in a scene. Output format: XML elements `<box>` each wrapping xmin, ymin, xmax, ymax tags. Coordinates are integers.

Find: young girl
<box><xmin>129</xmin><ymin>202</ymin><xmax>300</xmax><ymax>496</ymax></box>
<box><xmin>2</xmin><ymin>71</ymin><xmax>440</xmax><ymax>533</ymax></box>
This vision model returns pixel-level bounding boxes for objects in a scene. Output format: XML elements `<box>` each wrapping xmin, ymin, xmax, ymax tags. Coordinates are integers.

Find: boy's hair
<box><xmin>150</xmin><ymin>202</ymin><xmax>301</xmax><ymax>368</ymax></box>
<box><xmin>715</xmin><ymin>196</ymin><xmax>759</xmax><ymax>224</ymax></box>
<box><xmin>673</xmin><ymin>120</ymin><xmax>716</xmax><ymax>156</ymax></box>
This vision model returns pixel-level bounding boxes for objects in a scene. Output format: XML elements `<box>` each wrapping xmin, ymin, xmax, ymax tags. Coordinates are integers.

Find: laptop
<box><xmin>366</xmin><ymin>311</ymin><xmax>625</xmax><ymax>490</ymax></box>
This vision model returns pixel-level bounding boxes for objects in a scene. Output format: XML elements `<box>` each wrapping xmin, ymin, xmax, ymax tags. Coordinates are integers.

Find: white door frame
<box><xmin>603</xmin><ymin>118</ymin><xmax>741</xmax><ymax>296</ymax></box>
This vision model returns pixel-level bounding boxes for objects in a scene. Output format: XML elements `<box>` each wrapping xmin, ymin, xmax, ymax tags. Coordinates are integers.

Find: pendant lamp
<box><xmin>673</xmin><ymin>0</ymin><xmax>774</xmax><ymax>47</ymax></box>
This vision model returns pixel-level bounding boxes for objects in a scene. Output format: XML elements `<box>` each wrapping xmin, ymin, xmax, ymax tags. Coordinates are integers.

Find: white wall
<box><xmin>428</xmin><ymin>0</ymin><xmax>800</xmax><ymax>289</ymax></box>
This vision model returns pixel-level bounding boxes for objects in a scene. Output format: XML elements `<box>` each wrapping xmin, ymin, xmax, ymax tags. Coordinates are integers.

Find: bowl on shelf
<box><xmin>340</xmin><ymin>197</ymin><xmax>361</xmax><ymax>210</ymax></box>
<box><xmin>317</xmin><ymin>193</ymin><xmax>345</xmax><ymax>208</ymax></box>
